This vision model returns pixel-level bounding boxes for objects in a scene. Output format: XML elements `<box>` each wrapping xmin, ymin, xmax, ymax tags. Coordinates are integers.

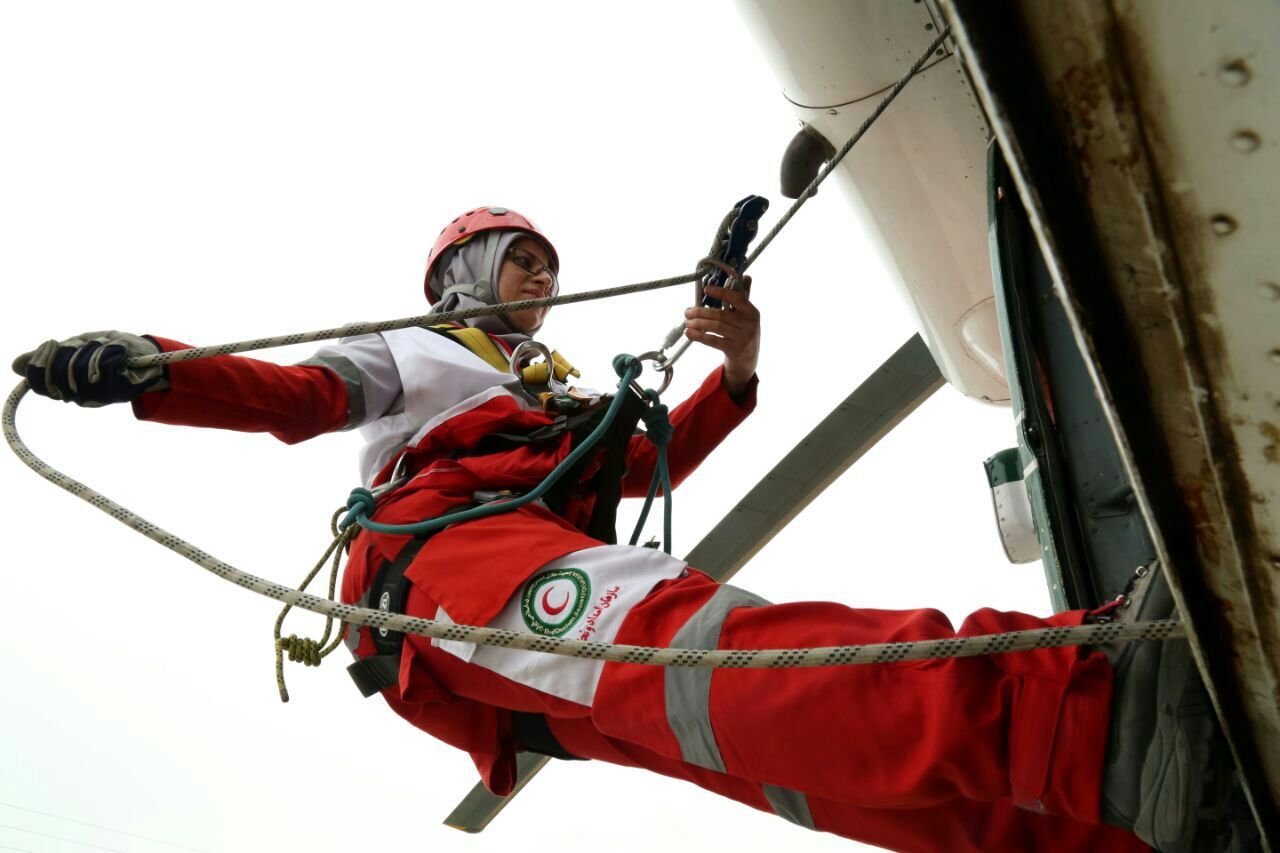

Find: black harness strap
<box><xmin>346</xmin><ymin>534</ymin><xmax>431</xmax><ymax>698</ymax></box>
<box><xmin>577</xmin><ymin>390</ymin><xmax>646</xmax><ymax>543</ymax></box>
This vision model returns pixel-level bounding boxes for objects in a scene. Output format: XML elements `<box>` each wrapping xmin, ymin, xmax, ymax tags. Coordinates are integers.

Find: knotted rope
<box><xmin>273</xmin><ymin>507</ymin><xmax>356</xmax><ymax>701</ymax></box>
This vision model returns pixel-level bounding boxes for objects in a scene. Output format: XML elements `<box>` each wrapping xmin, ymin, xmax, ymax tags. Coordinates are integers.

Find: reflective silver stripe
<box><xmin>345</xmin><ymin>586</ymin><xmax>371</xmax><ymax>653</ymax></box>
<box><xmin>299</xmin><ymin>352</ymin><xmax>366</xmax><ymax>429</ymax></box>
<box><xmin>762</xmin><ymin>784</ymin><xmax>815</xmax><ymax>830</ymax></box>
<box><xmin>343</xmin><ymin>624</ymin><xmax>361</xmax><ymax>653</ymax></box>
<box><xmin>664</xmin><ymin>584</ymin><xmax>771</xmax><ymax>772</ymax></box>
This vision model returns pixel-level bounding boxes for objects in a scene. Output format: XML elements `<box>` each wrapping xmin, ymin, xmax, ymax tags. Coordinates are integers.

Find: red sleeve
<box><xmin>130</xmin><ymin>336</ymin><xmax>350</xmax><ymax>444</ymax></box>
<box><xmin>620</xmin><ymin>366</ymin><xmax>757</xmax><ymax>497</ymax></box>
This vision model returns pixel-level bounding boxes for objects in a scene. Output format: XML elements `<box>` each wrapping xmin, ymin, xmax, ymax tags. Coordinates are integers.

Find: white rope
<box><xmin>4</xmin><ymin>381</ymin><xmax>1183</xmax><ymax>668</ymax></box>
<box><xmin>6</xmin><ymin>23</ymin><xmax>1184</xmax><ymax>668</ymax></box>
<box><xmin>127</xmin><ymin>270</ymin><xmax>701</xmax><ymax>368</ymax></box>
<box><xmin>743</xmin><ymin>27</ymin><xmax>951</xmax><ymax>273</ymax></box>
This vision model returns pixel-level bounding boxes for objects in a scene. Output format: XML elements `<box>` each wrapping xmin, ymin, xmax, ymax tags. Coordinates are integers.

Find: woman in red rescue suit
<box><xmin>16</xmin><ymin>207</ymin><xmax>1224</xmax><ymax>853</ymax></box>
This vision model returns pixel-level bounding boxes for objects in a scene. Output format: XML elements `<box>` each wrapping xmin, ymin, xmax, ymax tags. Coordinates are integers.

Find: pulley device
<box><xmin>700</xmin><ymin>195</ymin><xmax>770</xmax><ymax>310</ymax></box>
<box><xmin>646</xmin><ymin>195</ymin><xmax>770</xmax><ymax>376</ymax></box>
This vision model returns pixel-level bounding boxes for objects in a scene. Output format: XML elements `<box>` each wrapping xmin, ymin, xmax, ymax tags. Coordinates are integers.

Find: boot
<box><xmin>1095</xmin><ymin>562</ymin><xmax>1243</xmax><ymax>852</ymax></box>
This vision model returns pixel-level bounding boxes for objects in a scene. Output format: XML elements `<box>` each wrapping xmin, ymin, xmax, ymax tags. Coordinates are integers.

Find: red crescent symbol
<box><xmin>541</xmin><ymin>586</ymin><xmax>570</xmax><ymax>616</ymax></box>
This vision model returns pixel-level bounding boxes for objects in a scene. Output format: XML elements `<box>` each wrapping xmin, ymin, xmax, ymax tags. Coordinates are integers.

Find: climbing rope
<box><xmin>2</xmin><ymin>381</ymin><xmax>1186</xmax><ymax>676</ymax></box>
<box><xmin>742</xmin><ymin>27</ymin><xmax>951</xmax><ymax>274</ymax></box>
<box><xmin>126</xmin><ymin>271</ymin><xmax>703</xmax><ymax>370</ymax></box>
<box><xmin>118</xmin><ymin>28</ymin><xmax>951</xmax><ymax>378</ymax></box>
<box><xmin>647</xmin><ymin>27</ymin><xmax>951</xmax><ymax>374</ymax></box>
<box><xmin>4</xmin><ymin>24</ymin><xmax>1186</xmax><ymax>687</ymax></box>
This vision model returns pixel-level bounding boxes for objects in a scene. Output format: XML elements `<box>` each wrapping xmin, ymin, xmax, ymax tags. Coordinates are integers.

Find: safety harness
<box><xmin>417</xmin><ymin>323</ymin><xmax>646</xmax><ymax>541</ymax></box>
<box><xmin>343</xmin><ymin>324</ymin><xmax>643</xmax><ymax>759</ymax></box>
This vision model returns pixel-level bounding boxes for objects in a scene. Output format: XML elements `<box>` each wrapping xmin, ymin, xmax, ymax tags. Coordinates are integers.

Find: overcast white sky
<box><xmin>0</xmin><ymin>3</ymin><xmax>1052</xmax><ymax>851</ymax></box>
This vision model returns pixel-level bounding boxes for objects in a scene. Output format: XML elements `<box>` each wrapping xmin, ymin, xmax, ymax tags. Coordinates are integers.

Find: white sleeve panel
<box><xmin>300</xmin><ymin>333</ymin><xmax>404</xmax><ymax>430</ymax></box>
<box><xmin>310</xmin><ymin>326</ymin><xmax>532</xmax><ymax>486</ymax></box>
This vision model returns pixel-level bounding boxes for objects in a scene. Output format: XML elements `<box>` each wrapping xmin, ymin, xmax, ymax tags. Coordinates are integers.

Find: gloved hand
<box><xmin>11</xmin><ymin>331</ymin><xmax>169</xmax><ymax>407</ymax></box>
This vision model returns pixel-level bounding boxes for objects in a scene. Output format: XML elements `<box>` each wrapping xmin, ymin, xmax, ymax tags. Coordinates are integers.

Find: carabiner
<box><xmin>630</xmin><ymin>350</ymin><xmax>673</xmax><ymax>399</ymax></box>
<box><xmin>510</xmin><ymin>340</ymin><xmax>569</xmax><ymax>396</ymax></box>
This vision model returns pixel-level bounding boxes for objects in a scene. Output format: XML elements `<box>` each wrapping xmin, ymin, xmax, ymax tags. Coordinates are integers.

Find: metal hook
<box><xmin>630</xmin><ymin>351</ymin><xmax>673</xmax><ymax>399</ymax></box>
<box><xmin>510</xmin><ymin>340</ymin><xmax>567</xmax><ymax>395</ymax></box>
<box><xmin>651</xmin><ymin>255</ymin><xmax>750</xmax><ymax>374</ymax></box>
<box><xmin>695</xmin><ymin>256</ymin><xmax>747</xmax><ymax>294</ymax></box>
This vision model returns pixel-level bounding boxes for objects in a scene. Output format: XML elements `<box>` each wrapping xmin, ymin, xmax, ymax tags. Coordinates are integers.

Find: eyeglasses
<box><xmin>506</xmin><ymin>247</ymin><xmax>557</xmax><ymax>285</ymax></box>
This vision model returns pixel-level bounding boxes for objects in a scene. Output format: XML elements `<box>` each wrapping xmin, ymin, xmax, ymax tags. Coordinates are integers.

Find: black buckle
<box><xmin>347</xmin><ymin>654</ymin><xmax>400</xmax><ymax>698</ymax></box>
<box><xmin>511</xmin><ymin>711</ymin><xmax>585</xmax><ymax>761</ymax></box>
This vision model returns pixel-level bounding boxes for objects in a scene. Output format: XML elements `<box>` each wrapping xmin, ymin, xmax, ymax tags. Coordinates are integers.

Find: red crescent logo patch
<box><xmin>521</xmin><ymin>568</ymin><xmax>590</xmax><ymax>637</ymax></box>
<box><xmin>541</xmin><ymin>587</ymin><xmax>570</xmax><ymax>616</ymax></box>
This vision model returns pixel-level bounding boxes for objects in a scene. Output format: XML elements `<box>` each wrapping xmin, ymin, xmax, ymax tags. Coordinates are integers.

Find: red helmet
<box><xmin>424</xmin><ymin>206</ymin><xmax>559</xmax><ymax>304</ymax></box>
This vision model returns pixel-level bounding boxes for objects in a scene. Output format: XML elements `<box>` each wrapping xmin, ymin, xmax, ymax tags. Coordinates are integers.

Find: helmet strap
<box><xmin>479</xmin><ymin>235</ymin><xmax>503</xmax><ymax>304</ymax></box>
<box><xmin>439</xmin><ymin>280</ymin><xmax>491</xmax><ymax>303</ymax></box>
<box><xmin>435</xmin><ymin>230</ymin><xmax>507</xmax><ymax>305</ymax></box>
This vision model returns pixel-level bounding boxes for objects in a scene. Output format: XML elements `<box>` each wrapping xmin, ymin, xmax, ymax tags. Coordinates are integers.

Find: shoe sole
<box><xmin>1134</xmin><ymin>636</ymin><xmax>1234</xmax><ymax>853</ymax></box>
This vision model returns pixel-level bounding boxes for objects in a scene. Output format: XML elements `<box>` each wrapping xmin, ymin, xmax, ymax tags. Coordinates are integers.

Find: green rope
<box><xmin>629</xmin><ymin>390</ymin><xmax>674</xmax><ymax>554</ymax></box>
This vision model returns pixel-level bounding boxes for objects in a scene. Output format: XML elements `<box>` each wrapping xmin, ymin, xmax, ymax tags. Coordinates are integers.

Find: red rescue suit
<box><xmin>133</xmin><ymin>327</ymin><xmax>1146</xmax><ymax>853</ymax></box>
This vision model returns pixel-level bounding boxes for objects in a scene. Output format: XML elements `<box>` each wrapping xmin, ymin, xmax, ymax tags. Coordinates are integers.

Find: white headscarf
<box><xmin>427</xmin><ymin>230</ymin><xmax>557</xmax><ymax>347</ymax></box>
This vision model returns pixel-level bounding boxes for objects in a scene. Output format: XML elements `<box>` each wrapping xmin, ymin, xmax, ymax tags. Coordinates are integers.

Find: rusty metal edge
<box><xmin>940</xmin><ymin>0</ymin><xmax>1277</xmax><ymax>844</ymax></box>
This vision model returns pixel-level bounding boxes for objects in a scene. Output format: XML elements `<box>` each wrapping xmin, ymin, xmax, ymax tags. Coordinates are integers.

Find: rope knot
<box><xmin>276</xmin><ymin>635</ymin><xmax>323</xmax><ymax>666</ymax></box>
<box><xmin>341</xmin><ymin>487</ymin><xmax>377</xmax><ymax>530</ymax></box>
<box><xmin>640</xmin><ymin>394</ymin><xmax>673</xmax><ymax>447</ymax></box>
<box><xmin>612</xmin><ymin>353</ymin><xmax>640</xmax><ymax>380</ymax></box>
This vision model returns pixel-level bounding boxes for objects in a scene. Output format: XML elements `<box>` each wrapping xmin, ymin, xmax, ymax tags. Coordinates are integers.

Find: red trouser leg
<box><xmin>586</xmin><ymin>569</ymin><xmax>1136</xmax><ymax>850</ymax></box>
<box><xmin>553</xmin><ymin>715</ymin><xmax>1147</xmax><ymax>853</ymax></box>
<box><xmin>805</xmin><ymin>793</ymin><xmax>1149</xmax><ymax>852</ymax></box>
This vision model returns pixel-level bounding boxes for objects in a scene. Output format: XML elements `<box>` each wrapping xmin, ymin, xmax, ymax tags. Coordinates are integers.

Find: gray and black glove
<box><xmin>12</xmin><ymin>331</ymin><xmax>169</xmax><ymax>407</ymax></box>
